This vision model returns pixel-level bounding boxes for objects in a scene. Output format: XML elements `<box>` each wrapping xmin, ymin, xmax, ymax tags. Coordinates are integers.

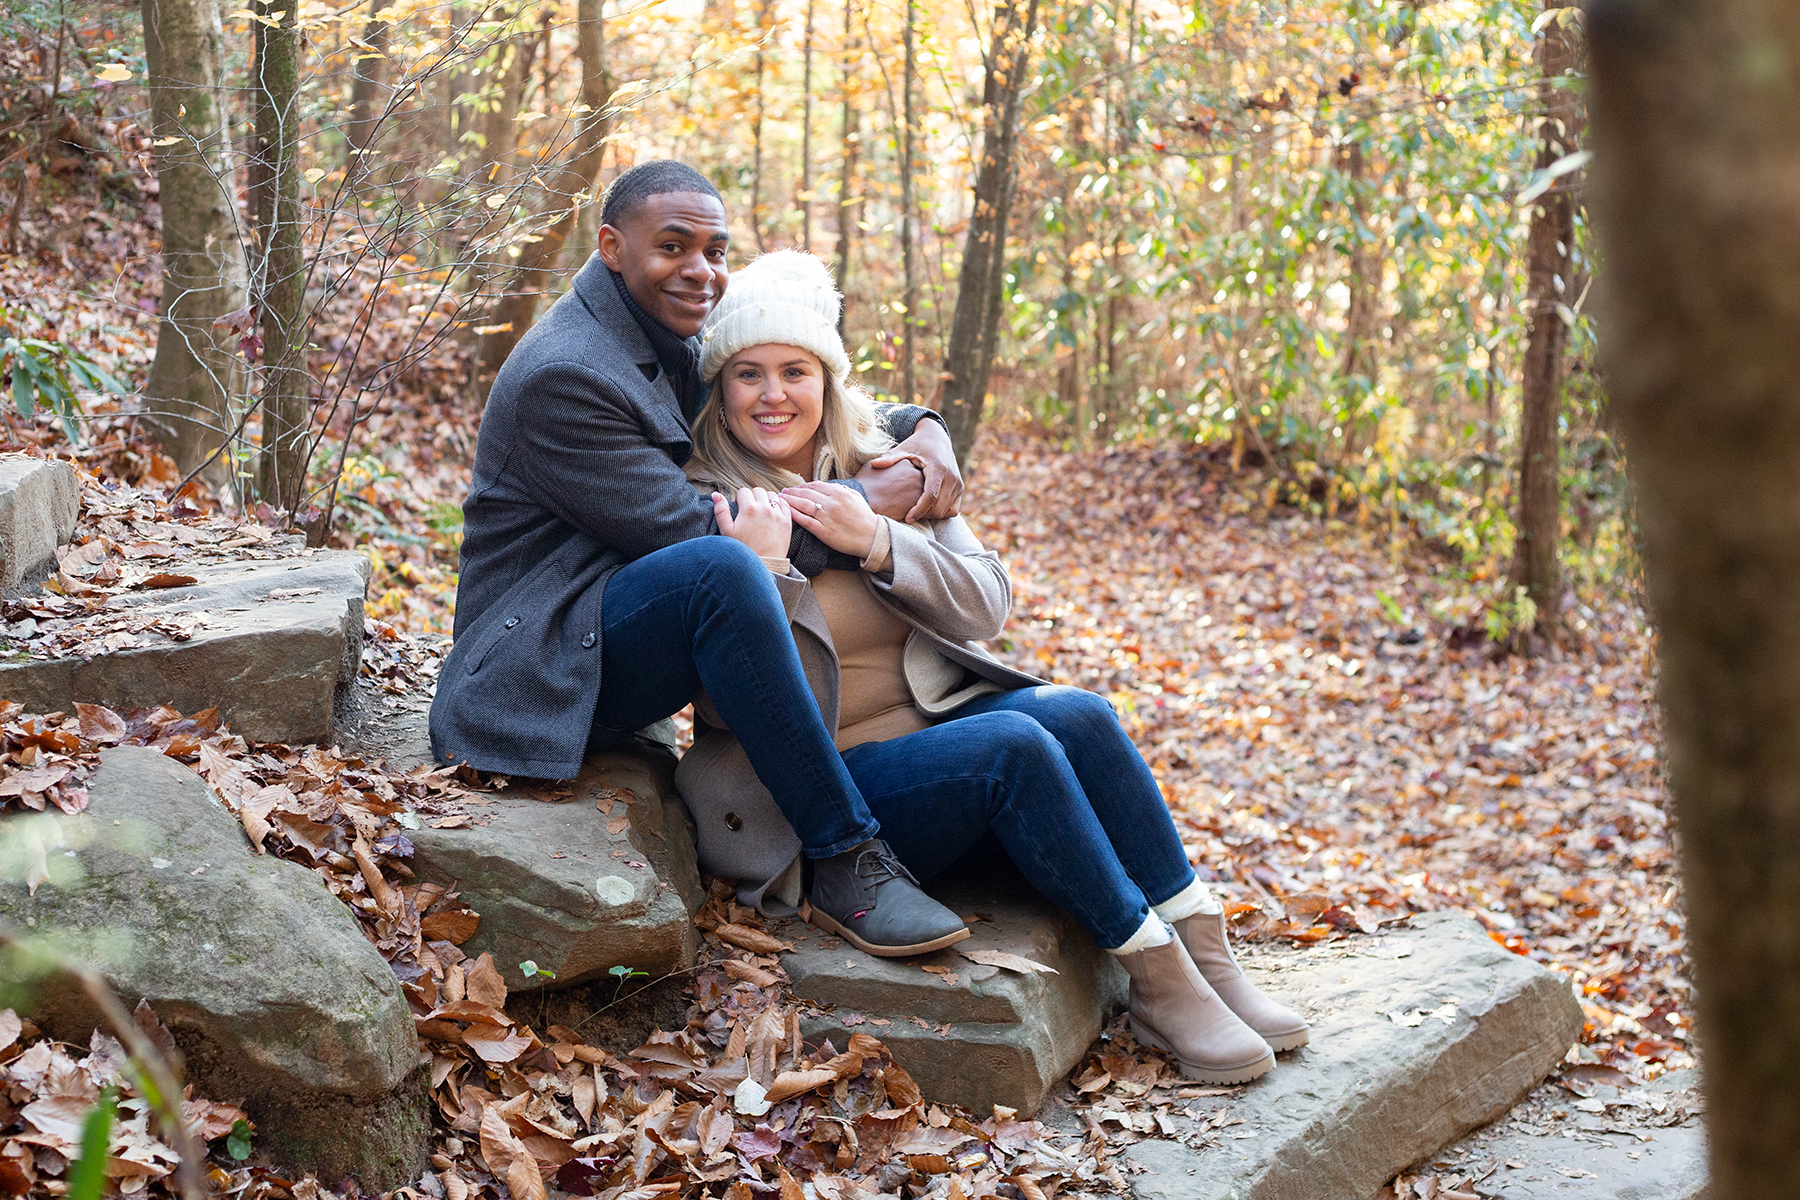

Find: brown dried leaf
<box><xmin>764</xmin><ymin>1067</ymin><xmax>837</xmax><ymax>1104</ymax></box>
<box><xmin>422</xmin><ymin>908</ymin><xmax>480</xmax><ymax>945</ymax></box>
<box><xmin>465</xmin><ymin>953</ymin><xmax>507</xmax><ymax>1008</ymax></box>
<box><xmin>715</xmin><ymin>924</ymin><xmax>792</xmax><ymax>955</ymax></box>
<box><xmin>721</xmin><ymin>960</ymin><xmax>779</xmax><ymax>988</ymax></box>
<box><xmin>74</xmin><ymin>703</ymin><xmax>126</xmax><ymax>745</ymax></box>
<box><xmin>957</xmin><ymin>948</ymin><xmax>1058</xmax><ymax>975</ymax></box>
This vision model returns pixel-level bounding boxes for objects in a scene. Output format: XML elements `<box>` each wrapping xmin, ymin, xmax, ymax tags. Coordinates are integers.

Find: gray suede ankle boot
<box><xmin>807</xmin><ymin>839</ymin><xmax>971</xmax><ymax>957</ymax></box>
<box><xmin>1118</xmin><ymin>937</ymin><xmax>1275</xmax><ymax>1085</ymax></box>
<box><xmin>1172</xmin><ymin>911</ymin><xmax>1310</xmax><ymax>1052</ymax></box>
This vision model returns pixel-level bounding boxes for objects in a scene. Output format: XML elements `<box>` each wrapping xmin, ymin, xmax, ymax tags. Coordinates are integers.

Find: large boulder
<box><xmin>403</xmin><ymin>748</ymin><xmax>704</xmax><ymax>992</ymax></box>
<box><xmin>1118</xmin><ymin>912</ymin><xmax>1584</xmax><ymax>1200</ymax></box>
<box><xmin>0</xmin><ymin>552</ymin><xmax>368</xmax><ymax>742</ymax></box>
<box><xmin>1</xmin><ymin>746</ymin><xmax>428</xmax><ymax>1187</ymax></box>
<box><xmin>0</xmin><ymin>455</ymin><xmax>79</xmax><ymax>593</ymax></box>
<box><xmin>777</xmin><ymin>861</ymin><xmax>1127</xmax><ymax>1117</ymax></box>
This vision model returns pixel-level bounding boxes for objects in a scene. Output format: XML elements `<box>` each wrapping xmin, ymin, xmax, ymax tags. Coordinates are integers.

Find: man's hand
<box><xmin>873</xmin><ymin>417</ymin><xmax>964</xmax><ymax>521</ymax></box>
<box><xmin>851</xmin><ymin>455</ymin><xmax>926</xmax><ymax>520</ymax></box>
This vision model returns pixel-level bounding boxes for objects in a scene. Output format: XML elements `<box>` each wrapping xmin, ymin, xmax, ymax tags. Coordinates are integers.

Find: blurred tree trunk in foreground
<box><xmin>939</xmin><ymin>0</ymin><xmax>1040</xmax><ymax>465</ymax></box>
<box><xmin>250</xmin><ymin>0</ymin><xmax>308</xmax><ymax>510</ymax></box>
<box><xmin>1587</xmin><ymin>0</ymin><xmax>1800</xmax><ymax>1193</ymax></box>
<box><xmin>474</xmin><ymin>0</ymin><xmax>612</xmax><ymax>389</ymax></box>
<box><xmin>1507</xmin><ymin>0</ymin><xmax>1583</xmax><ymax>644</ymax></box>
<box><xmin>140</xmin><ymin>0</ymin><xmax>245</xmax><ymax>477</ymax></box>
<box><xmin>344</xmin><ymin>0</ymin><xmax>391</xmax><ymax>183</ymax></box>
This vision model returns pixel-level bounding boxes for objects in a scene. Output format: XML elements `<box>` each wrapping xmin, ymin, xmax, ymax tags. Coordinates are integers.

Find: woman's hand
<box><xmin>783</xmin><ymin>483</ymin><xmax>882</xmax><ymax>560</ymax></box>
<box><xmin>713</xmin><ymin>487</ymin><xmax>793</xmax><ymax>560</ymax></box>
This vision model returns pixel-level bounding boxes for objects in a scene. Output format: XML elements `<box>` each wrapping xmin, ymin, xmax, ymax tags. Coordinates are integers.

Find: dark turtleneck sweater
<box><xmin>610</xmin><ymin>269</ymin><xmax>709</xmax><ymax>423</ymax></box>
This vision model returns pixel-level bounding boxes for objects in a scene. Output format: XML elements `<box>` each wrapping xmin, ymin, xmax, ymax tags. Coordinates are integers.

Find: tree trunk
<box><xmin>140</xmin><ymin>0</ymin><xmax>246</xmax><ymax>479</ymax></box>
<box><xmin>833</xmin><ymin>0</ymin><xmax>860</xmax><ymax>333</ymax></box>
<box><xmin>1336</xmin><ymin>140</ymin><xmax>1377</xmax><ymax>386</ymax></box>
<box><xmin>1505</xmin><ymin>0</ymin><xmax>1582</xmax><ymax>643</ymax></box>
<box><xmin>799</xmin><ymin>0</ymin><xmax>815</xmax><ymax>252</ymax></box>
<box><xmin>344</xmin><ymin>0</ymin><xmax>389</xmax><ymax>177</ymax></box>
<box><xmin>473</xmin><ymin>0</ymin><xmax>612</xmax><ymax>386</ymax></box>
<box><xmin>898</xmin><ymin>0</ymin><xmax>918</xmax><ymax>406</ymax></box>
<box><xmin>250</xmin><ymin>0</ymin><xmax>308</xmax><ymax>511</ymax></box>
<box><xmin>938</xmin><ymin>0</ymin><xmax>1040</xmax><ymax>463</ymax></box>
<box><xmin>1585</xmin><ymin>1</ymin><xmax>1800</xmax><ymax>1194</ymax></box>
<box><xmin>750</xmin><ymin>0</ymin><xmax>773</xmax><ymax>251</ymax></box>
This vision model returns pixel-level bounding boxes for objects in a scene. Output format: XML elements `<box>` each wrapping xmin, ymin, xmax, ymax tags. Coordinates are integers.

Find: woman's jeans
<box><xmin>840</xmin><ymin>685</ymin><xmax>1197</xmax><ymax>949</ymax></box>
<box><xmin>592</xmin><ymin>537</ymin><xmax>881</xmax><ymax>856</ymax></box>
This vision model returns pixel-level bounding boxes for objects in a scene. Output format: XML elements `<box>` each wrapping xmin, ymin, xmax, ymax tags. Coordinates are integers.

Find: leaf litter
<box><xmin>2</xmin><ymin>704</ymin><xmax>1108</xmax><ymax>1200</ymax></box>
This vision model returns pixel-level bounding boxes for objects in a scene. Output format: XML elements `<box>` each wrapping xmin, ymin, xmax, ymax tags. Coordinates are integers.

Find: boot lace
<box><xmin>854</xmin><ymin>842</ymin><xmax>920</xmax><ymax>891</ymax></box>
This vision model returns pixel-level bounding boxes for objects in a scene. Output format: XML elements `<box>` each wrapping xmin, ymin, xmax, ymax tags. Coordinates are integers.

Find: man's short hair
<box><xmin>600</xmin><ymin>160</ymin><xmax>723</xmax><ymax>227</ymax></box>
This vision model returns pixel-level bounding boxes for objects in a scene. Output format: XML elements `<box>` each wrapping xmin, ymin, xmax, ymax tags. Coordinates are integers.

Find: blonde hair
<box><xmin>685</xmin><ymin>360</ymin><xmax>894</xmax><ymax>491</ymax></box>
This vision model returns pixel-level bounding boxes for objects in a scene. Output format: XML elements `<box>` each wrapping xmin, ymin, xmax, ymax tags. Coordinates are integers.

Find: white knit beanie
<box><xmin>700</xmin><ymin>250</ymin><xmax>851</xmax><ymax>385</ymax></box>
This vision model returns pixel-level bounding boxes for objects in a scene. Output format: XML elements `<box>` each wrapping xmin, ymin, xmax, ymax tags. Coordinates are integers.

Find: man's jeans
<box><xmin>841</xmin><ymin>686</ymin><xmax>1197</xmax><ymax>948</ymax></box>
<box><xmin>592</xmin><ymin>537</ymin><xmax>879</xmax><ymax>856</ymax></box>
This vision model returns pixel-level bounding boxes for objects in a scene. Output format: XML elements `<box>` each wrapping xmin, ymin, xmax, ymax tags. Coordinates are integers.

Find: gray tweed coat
<box><xmin>429</xmin><ymin>253</ymin><xmax>933</xmax><ymax>778</ymax></box>
<box><xmin>672</xmin><ymin>502</ymin><xmax>1046</xmax><ymax>913</ymax></box>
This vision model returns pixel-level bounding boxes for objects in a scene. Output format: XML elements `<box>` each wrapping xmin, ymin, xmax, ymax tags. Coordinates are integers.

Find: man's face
<box><xmin>596</xmin><ymin>191</ymin><xmax>730</xmax><ymax>338</ymax></box>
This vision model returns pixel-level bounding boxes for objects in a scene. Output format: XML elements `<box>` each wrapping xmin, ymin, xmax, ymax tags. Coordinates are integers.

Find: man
<box><xmin>431</xmin><ymin>160</ymin><xmax>971</xmax><ymax>955</ymax></box>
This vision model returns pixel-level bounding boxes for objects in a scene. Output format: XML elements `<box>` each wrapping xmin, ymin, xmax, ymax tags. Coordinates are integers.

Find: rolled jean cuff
<box><xmin>802</xmin><ymin>820</ymin><xmax>883</xmax><ymax>859</ymax></box>
<box><xmin>1152</xmin><ymin>875</ymin><xmax>1220</xmax><ymax>922</ymax></box>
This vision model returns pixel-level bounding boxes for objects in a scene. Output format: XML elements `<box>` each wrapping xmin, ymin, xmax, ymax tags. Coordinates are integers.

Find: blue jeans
<box><xmin>840</xmin><ymin>685</ymin><xmax>1197</xmax><ymax>949</ymax></box>
<box><xmin>593</xmin><ymin>537</ymin><xmax>880</xmax><ymax>856</ymax></box>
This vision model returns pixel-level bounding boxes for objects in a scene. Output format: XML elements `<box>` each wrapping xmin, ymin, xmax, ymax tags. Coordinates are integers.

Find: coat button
<box><xmin>581</xmin><ymin>632</ymin><xmax>596</xmax><ymax>648</ymax></box>
<box><xmin>724</xmin><ymin>812</ymin><xmax>742</xmax><ymax>831</ymax></box>
<box><xmin>504</xmin><ymin>617</ymin><xmax>519</xmax><ymax>629</ymax></box>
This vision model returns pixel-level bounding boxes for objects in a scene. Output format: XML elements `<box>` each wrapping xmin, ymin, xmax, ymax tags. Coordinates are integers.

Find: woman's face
<box><xmin>720</xmin><ymin>344</ymin><xmax>826</xmax><ymax>476</ymax></box>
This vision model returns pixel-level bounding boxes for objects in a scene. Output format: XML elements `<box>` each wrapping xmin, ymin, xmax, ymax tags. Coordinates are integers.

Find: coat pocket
<box><xmin>460</xmin><ymin>611</ymin><xmax>519</xmax><ymax>676</ymax></box>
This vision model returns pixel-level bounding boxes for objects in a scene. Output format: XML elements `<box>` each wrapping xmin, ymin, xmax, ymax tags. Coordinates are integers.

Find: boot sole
<box><xmin>1262</xmin><ymin>1027</ymin><xmax>1310</xmax><ymax>1053</ymax></box>
<box><xmin>807</xmin><ymin>908</ymin><xmax>972</xmax><ymax>958</ymax></box>
<box><xmin>1130</xmin><ymin>1018</ymin><xmax>1276</xmax><ymax>1085</ymax></box>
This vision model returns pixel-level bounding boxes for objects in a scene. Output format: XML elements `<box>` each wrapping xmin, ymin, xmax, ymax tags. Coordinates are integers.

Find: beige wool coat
<box><xmin>673</xmin><ymin>500</ymin><xmax>1046</xmax><ymax>913</ymax></box>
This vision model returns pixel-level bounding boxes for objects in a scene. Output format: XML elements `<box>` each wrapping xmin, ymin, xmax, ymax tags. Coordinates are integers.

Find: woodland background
<box><xmin>0</xmin><ymin>0</ymin><xmax>1610</xmax><ymax>646</ymax></box>
<box><xmin>4</xmin><ymin>0</ymin><xmax>1740</xmax><ymax>1193</ymax></box>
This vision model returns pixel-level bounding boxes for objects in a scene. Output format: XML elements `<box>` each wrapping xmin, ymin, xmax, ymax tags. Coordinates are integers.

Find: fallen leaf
<box><xmin>764</xmin><ymin>1068</ymin><xmax>837</xmax><ymax>1103</ymax></box>
<box><xmin>715</xmin><ymin>924</ymin><xmax>791</xmax><ymax>954</ymax></box>
<box><xmin>75</xmin><ymin>703</ymin><xmax>127</xmax><ymax>745</ymax></box>
<box><xmin>957</xmin><ymin>948</ymin><xmax>1058</xmax><ymax>975</ymax></box>
<box><xmin>465</xmin><ymin>953</ymin><xmax>508</xmax><ymax>1008</ymax></box>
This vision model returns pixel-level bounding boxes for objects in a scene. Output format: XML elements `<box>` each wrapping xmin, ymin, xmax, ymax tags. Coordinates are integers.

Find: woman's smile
<box><xmin>721</xmin><ymin>343</ymin><xmax>827</xmax><ymax>477</ymax></box>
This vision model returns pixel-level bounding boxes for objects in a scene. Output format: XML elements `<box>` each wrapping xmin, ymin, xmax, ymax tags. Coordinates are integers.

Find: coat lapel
<box><xmin>570</xmin><ymin>254</ymin><xmax>690</xmax><ymax>441</ymax></box>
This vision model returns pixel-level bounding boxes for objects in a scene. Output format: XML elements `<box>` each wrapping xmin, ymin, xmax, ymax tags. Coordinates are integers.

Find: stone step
<box><xmin>340</xmin><ymin>710</ymin><xmax>704</xmax><ymax>993</ymax></box>
<box><xmin>0</xmin><ymin>455</ymin><xmax>79</xmax><ymax>593</ymax></box>
<box><xmin>2</xmin><ymin>746</ymin><xmax>427</xmax><ymax>1187</ymax></box>
<box><xmin>1</xmin><ymin>551</ymin><xmax>368</xmax><ymax>743</ymax></box>
<box><xmin>1113</xmin><ymin>912</ymin><xmax>1584</xmax><ymax>1200</ymax></box>
<box><xmin>1427</xmin><ymin>1070</ymin><xmax>1706</xmax><ymax>1200</ymax></box>
<box><xmin>774</xmin><ymin>860</ymin><xmax>1127</xmax><ymax>1118</ymax></box>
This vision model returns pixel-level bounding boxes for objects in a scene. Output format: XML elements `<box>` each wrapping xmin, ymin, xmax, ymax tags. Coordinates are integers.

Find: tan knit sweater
<box><xmin>810</xmin><ymin>565</ymin><xmax>931</xmax><ymax>749</ymax></box>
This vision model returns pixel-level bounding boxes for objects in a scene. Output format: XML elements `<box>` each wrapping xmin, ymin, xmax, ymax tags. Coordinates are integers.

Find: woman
<box><xmin>674</xmin><ymin>251</ymin><xmax>1305</xmax><ymax>1085</ymax></box>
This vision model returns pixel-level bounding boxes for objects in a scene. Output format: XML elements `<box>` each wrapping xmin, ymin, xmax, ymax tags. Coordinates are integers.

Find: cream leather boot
<box><xmin>1172</xmin><ymin>911</ymin><xmax>1310</xmax><ymax>1051</ymax></box>
<box><xmin>1117</xmin><ymin>938</ymin><xmax>1275</xmax><ymax>1084</ymax></box>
